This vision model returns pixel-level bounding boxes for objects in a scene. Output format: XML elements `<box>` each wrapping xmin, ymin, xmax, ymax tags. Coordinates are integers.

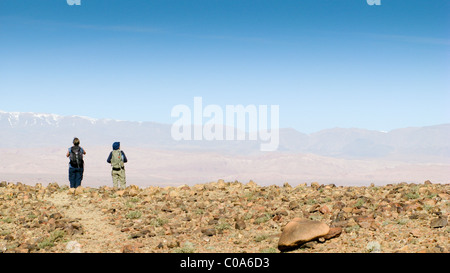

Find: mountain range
<box><xmin>0</xmin><ymin>110</ymin><xmax>449</xmax><ymax>187</ymax></box>
<box><xmin>1</xmin><ymin>110</ymin><xmax>449</xmax><ymax>163</ymax></box>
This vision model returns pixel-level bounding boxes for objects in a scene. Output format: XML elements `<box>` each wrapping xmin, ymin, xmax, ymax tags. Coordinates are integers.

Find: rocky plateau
<box><xmin>0</xmin><ymin>180</ymin><xmax>448</xmax><ymax>253</ymax></box>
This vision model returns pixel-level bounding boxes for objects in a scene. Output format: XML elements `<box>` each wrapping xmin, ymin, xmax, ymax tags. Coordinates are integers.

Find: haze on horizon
<box><xmin>0</xmin><ymin>111</ymin><xmax>449</xmax><ymax>188</ymax></box>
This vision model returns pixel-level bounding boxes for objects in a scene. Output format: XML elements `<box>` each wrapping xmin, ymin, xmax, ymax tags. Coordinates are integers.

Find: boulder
<box><xmin>278</xmin><ymin>218</ymin><xmax>330</xmax><ymax>251</ymax></box>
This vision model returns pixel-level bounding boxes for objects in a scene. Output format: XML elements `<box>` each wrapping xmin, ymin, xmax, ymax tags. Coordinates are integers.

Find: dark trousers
<box><xmin>69</xmin><ymin>166</ymin><xmax>84</xmax><ymax>188</ymax></box>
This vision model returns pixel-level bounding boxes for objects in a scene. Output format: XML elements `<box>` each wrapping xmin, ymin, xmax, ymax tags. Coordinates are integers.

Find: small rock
<box><xmin>397</xmin><ymin>245</ymin><xmax>410</xmax><ymax>253</ymax></box>
<box><xmin>354</xmin><ymin>216</ymin><xmax>375</xmax><ymax>230</ymax></box>
<box><xmin>0</xmin><ymin>242</ymin><xmax>6</xmax><ymax>253</ymax></box>
<box><xmin>122</xmin><ymin>245</ymin><xmax>137</xmax><ymax>253</ymax></box>
<box><xmin>333</xmin><ymin>202</ymin><xmax>345</xmax><ymax>210</ymax></box>
<box><xmin>74</xmin><ymin>186</ymin><xmax>85</xmax><ymax>195</ymax></box>
<box><xmin>201</xmin><ymin>228</ymin><xmax>216</xmax><ymax>236</ymax></box>
<box><xmin>161</xmin><ymin>206</ymin><xmax>173</xmax><ymax>213</ymax></box>
<box><xmin>14</xmin><ymin>248</ymin><xmax>29</xmax><ymax>253</ymax></box>
<box><xmin>130</xmin><ymin>231</ymin><xmax>146</xmax><ymax>239</ymax></box>
<box><xmin>331</xmin><ymin>220</ymin><xmax>348</xmax><ymax>228</ymax></box>
<box><xmin>366</xmin><ymin>241</ymin><xmax>381</xmax><ymax>253</ymax></box>
<box><xmin>300</xmin><ymin>241</ymin><xmax>316</xmax><ymax>249</ymax></box>
<box><xmin>49</xmin><ymin>212</ymin><xmax>63</xmax><ymax>220</ymax></box>
<box><xmin>66</xmin><ymin>241</ymin><xmax>82</xmax><ymax>253</ymax></box>
<box><xmin>322</xmin><ymin>227</ymin><xmax>342</xmax><ymax>240</ymax></box>
<box><xmin>438</xmin><ymin>193</ymin><xmax>449</xmax><ymax>200</ymax></box>
<box><xmin>319</xmin><ymin>205</ymin><xmax>331</xmax><ymax>214</ymax></box>
<box><xmin>167</xmin><ymin>239</ymin><xmax>180</xmax><ymax>249</ymax></box>
<box><xmin>342</xmin><ymin>207</ymin><xmax>353</xmax><ymax>213</ymax></box>
<box><xmin>235</xmin><ymin>219</ymin><xmax>246</xmax><ymax>230</ymax></box>
<box><xmin>288</xmin><ymin>201</ymin><xmax>299</xmax><ymax>210</ymax></box>
<box><xmin>116</xmin><ymin>190</ymin><xmax>125</xmax><ymax>196</ymax></box>
<box><xmin>272</xmin><ymin>214</ymin><xmax>282</xmax><ymax>222</ymax></box>
<box><xmin>430</xmin><ymin>217</ymin><xmax>448</xmax><ymax>228</ymax></box>
<box><xmin>276</xmin><ymin>209</ymin><xmax>288</xmax><ymax>216</ymax></box>
<box><xmin>127</xmin><ymin>189</ymin><xmax>139</xmax><ymax>197</ymax></box>
<box><xmin>410</xmin><ymin>229</ymin><xmax>422</xmax><ymax>238</ymax></box>
<box><xmin>309</xmin><ymin>204</ymin><xmax>320</xmax><ymax>213</ymax></box>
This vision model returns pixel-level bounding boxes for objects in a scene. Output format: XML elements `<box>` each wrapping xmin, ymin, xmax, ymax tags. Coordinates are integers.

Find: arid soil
<box><xmin>0</xmin><ymin>180</ymin><xmax>448</xmax><ymax>253</ymax></box>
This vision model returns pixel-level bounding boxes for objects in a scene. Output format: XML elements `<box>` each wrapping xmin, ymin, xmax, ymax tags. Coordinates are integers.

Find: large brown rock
<box><xmin>278</xmin><ymin>218</ymin><xmax>330</xmax><ymax>251</ymax></box>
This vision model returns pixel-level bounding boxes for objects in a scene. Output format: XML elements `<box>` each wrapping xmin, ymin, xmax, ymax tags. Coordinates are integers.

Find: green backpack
<box><xmin>111</xmin><ymin>150</ymin><xmax>124</xmax><ymax>170</ymax></box>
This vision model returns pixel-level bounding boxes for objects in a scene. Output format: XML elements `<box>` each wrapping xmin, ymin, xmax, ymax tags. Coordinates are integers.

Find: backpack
<box><xmin>111</xmin><ymin>149</ymin><xmax>124</xmax><ymax>170</ymax></box>
<box><xmin>69</xmin><ymin>146</ymin><xmax>84</xmax><ymax>168</ymax></box>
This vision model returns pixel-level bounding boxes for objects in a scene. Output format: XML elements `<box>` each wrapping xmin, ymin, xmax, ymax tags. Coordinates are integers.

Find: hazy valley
<box><xmin>0</xmin><ymin>111</ymin><xmax>448</xmax><ymax>188</ymax></box>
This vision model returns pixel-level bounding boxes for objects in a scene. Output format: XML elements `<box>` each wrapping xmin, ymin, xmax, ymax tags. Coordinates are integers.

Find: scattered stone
<box><xmin>288</xmin><ymin>201</ymin><xmax>299</xmax><ymax>210</ymax></box>
<box><xmin>354</xmin><ymin>216</ymin><xmax>375</xmax><ymax>230</ymax></box>
<box><xmin>1</xmin><ymin>180</ymin><xmax>449</xmax><ymax>253</ymax></box>
<box><xmin>319</xmin><ymin>205</ymin><xmax>331</xmax><ymax>214</ymax></box>
<box><xmin>122</xmin><ymin>244</ymin><xmax>138</xmax><ymax>253</ymax></box>
<box><xmin>14</xmin><ymin>247</ymin><xmax>29</xmax><ymax>253</ymax></box>
<box><xmin>66</xmin><ymin>241</ymin><xmax>82</xmax><ymax>253</ymax></box>
<box><xmin>235</xmin><ymin>219</ymin><xmax>246</xmax><ymax>230</ymax></box>
<box><xmin>74</xmin><ymin>186</ymin><xmax>85</xmax><ymax>195</ymax></box>
<box><xmin>49</xmin><ymin>212</ymin><xmax>63</xmax><ymax>220</ymax></box>
<box><xmin>322</xmin><ymin>227</ymin><xmax>342</xmax><ymax>240</ymax></box>
<box><xmin>201</xmin><ymin>228</ymin><xmax>216</xmax><ymax>236</ymax></box>
<box><xmin>116</xmin><ymin>190</ymin><xmax>125</xmax><ymax>197</ymax></box>
<box><xmin>166</xmin><ymin>239</ymin><xmax>180</xmax><ymax>249</ymax></box>
<box><xmin>0</xmin><ymin>242</ymin><xmax>6</xmax><ymax>253</ymax></box>
<box><xmin>430</xmin><ymin>217</ymin><xmax>448</xmax><ymax>228</ymax></box>
<box><xmin>309</xmin><ymin>204</ymin><xmax>320</xmax><ymax>213</ymax></box>
<box><xmin>366</xmin><ymin>241</ymin><xmax>382</xmax><ymax>253</ymax></box>
<box><xmin>130</xmin><ymin>231</ymin><xmax>146</xmax><ymax>239</ymax></box>
<box><xmin>410</xmin><ymin>229</ymin><xmax>422</xmax><ymax>238</ymax></box>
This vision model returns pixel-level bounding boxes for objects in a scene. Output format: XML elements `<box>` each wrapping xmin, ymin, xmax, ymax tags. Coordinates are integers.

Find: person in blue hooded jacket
<box><xmin>107</xmin><ymin>142</ymin><xmax>128</xmax><ymax>189</ymax></box>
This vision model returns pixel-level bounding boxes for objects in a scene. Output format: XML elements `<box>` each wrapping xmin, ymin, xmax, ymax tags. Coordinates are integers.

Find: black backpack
<box><xmin>69</xmin><ymin>146</ymin><xmax>84</xmax><ymax>168</ymax></box>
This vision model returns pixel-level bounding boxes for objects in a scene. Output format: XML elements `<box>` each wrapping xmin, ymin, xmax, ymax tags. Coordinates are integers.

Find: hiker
<box><xmin>66</xmin><ymin>137</ymin><xmax>86</xmax><ymax>188</ymax></box>
<box><xmin>107</xmin><ymin>142</ymin><xmax>128</xmax><ymax>189</ymax></box>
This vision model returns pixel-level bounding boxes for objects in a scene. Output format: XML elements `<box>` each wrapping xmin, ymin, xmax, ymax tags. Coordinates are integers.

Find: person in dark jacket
<box><xmin>66</xmin><ymin>137</ymin><xmax>86</xmax><ymax>188</ymax></box>
<box><xmin>107</xmin><ymin>142</ymin><xmax>128</xmax><ymax>189</ymax></box>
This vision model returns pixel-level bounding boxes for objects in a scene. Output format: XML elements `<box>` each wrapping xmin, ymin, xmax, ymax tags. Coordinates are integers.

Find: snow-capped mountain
<box><xmin>1</xmin><ymin>110</ymin><xmax>449</xmax><ymax>187</ymax></box>
<box><xmin>0</xmin><ymin>110</ymin><xmax>449</xmax><ymax>162</ymax></box>
<box><xmin>0</xmin><ymin>110</ymin><xmax>95</xmax><ymax>127</ymax></box>
<box><xmin>0</xmin><ymin>110</ymin><xmax>172</xmax><ymax>149</ymax></box>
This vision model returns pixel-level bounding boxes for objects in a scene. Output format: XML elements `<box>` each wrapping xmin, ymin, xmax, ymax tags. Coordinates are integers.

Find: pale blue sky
<box><xmin>0</xmin><ymin>0</ymin><xmax>449</xmax><ymax>133</ymax></box>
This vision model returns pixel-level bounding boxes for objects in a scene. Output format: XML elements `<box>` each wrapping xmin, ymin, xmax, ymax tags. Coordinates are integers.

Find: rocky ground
<box><xmin>0</xmin><ymin>180</ymin><xmax>448</xmax><ymax>253</ymax></box>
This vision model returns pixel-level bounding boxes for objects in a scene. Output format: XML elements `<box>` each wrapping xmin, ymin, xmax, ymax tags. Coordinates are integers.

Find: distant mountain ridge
<box><xmin>1</xmin><ymin>110</ymin><xmax>449</xmax><ymax>163</ymax></box>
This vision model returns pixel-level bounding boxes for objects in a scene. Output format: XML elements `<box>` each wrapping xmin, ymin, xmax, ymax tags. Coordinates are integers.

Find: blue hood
<box><xmin>113</xmin><ymin>142</ymin><xmax>120</xmax><ymax>150</ymax></box>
